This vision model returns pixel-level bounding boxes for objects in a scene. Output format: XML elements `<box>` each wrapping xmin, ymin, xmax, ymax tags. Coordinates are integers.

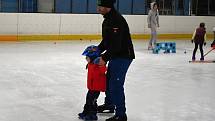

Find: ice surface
<box><xmin>0</xmin><ymin>40</ymin><xmax>215</xmax><ymax>121</ymax></box>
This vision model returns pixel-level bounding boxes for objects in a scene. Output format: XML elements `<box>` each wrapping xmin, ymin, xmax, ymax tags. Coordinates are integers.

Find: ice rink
<box><xmin>0</xmin><ymin>40</ymin><xmax>215</xmax><ymax>121</ymax></box>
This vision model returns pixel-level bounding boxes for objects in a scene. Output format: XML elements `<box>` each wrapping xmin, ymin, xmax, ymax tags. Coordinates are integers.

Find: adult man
<box><xmin>96</xmin><ymin>0</ymin><xmax>135</xmax><ymax>121</ymax></box>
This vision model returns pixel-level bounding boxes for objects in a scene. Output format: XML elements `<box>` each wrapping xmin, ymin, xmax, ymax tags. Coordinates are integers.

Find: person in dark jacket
<box><xmin>96</xmin><ymin>0</ymin><xmax>135</xmax><ymax>121</ymax></box>
<box><xmin>191</xmin><ymin>22</ymin><xmax>207</xmax><ymax>61</ymax></box>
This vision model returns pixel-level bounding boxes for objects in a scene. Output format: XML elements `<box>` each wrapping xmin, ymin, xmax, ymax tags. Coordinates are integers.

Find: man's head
<box><xmin>97</xmin><ymin>0</ymin><xmax>116</xmax><ymax>15</ymax></box>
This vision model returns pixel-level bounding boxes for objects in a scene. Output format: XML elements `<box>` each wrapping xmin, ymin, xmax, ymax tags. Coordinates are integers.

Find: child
<box><xmin>78</xmin><ymin>45</ymin><xmax>107</xmax><ymax>120</ymax></box>
<box><xmin>147</xmin><ymin>2</ymin><xmax>159</xmax><ymax>50</ymax></box>
<box><xmin>191</xmin><ymin>22</ymin><xmax>207</xmax><ymax>61</ymax></box>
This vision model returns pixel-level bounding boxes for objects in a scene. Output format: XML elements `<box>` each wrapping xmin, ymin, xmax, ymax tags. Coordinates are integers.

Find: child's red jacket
<box><xmin>87</xmin><ymin>63</ymin><xmax>107</xmax><ymax>92</ymax></box>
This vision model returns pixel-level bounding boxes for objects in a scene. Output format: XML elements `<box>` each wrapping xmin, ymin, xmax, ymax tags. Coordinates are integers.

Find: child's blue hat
<box><xmin>82</xmin><ymin>45</ymin><xmax>100</xmax><ymax>59</ymax></box>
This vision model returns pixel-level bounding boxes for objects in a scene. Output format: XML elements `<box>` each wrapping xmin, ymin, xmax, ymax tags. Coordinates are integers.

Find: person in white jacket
<box><xmin>147</xmin><ymin>2</ymin><xmax>159</xmax><ymax>50</ymax></box>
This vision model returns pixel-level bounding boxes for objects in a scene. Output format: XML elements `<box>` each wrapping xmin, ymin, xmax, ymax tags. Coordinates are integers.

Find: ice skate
<box><xmin>97</xmin><ymin>104</ymin><xmax>115</xmax><ymax>113</ymax></box>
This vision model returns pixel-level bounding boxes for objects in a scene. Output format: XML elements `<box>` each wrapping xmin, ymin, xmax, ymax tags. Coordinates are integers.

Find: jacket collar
<box><xmin>103</xmin><ymin>8</ymin><xmax>116</xmax><ymax>19</ymax></box>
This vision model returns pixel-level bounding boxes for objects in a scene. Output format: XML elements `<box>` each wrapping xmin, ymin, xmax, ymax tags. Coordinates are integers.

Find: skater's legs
<box><xmin>79</xmin><ymin>90</ymin><xmax>100</xmax><ymax>120</ymax></box>
<box><xmin>80</xmin><ymin>90</ymin><xmax>100</xmax><ymax>115</ymax></box>
<box><xmin>108</xmin><ymin>59</ymin><xmax>132</xmax><ymax>116</ymax></box>
<box><xmin>192</xmin><ymin>43</ymin><xmax>198</xmax><ymax>60</ymax></box>
<box><xmin>104</xmin><ymin>68</ymin><xmax>113</xmax><ymax>106</ymax></box>
<box><xmin>85</xmin><ymin>90</ymin><xmax>100</xmax><ymax>114</ymax></box>
<box><xmin>149</xmin><ymin>27</ymin><xmax>157</xmax><ymax>48</ymax></box>
<box><xmin>199</xmin><ymin>43</ymin><xmax>204</xmax><ymax>60</ymax></box>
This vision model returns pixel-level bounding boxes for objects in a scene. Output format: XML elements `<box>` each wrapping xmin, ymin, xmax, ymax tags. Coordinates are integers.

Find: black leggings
<box><xmin>192</xmin><ymin>43</ymin><xmax>204</xmax><ymax>58</ymax></box>
<box><xmin>83</xmin><ymin>90</ymin><xmax>100</xmax><ymax>115</ymax></box>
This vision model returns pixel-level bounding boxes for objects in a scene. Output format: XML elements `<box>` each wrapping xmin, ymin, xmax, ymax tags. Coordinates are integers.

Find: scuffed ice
<box><xmin>0</xmin><ymin>40</ymin><xmax>215</xmax><ymax>121</ymax></box>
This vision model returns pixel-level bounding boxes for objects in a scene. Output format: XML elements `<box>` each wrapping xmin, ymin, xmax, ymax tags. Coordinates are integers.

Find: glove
<box><xmin>191</xmin><ymin>40</ymin><xmax>194</xmax><ymax>43</ymax></box>
<box><xmin>204</xmin><ymin>42</ymin><xmax>206</xmax><ymax>46</ymax></box>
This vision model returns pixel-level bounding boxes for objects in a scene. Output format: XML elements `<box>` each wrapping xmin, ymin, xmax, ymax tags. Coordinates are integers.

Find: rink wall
<box><xmin>0</xmin><ymin>13</ymin><xmax>214</xmax><ymax>41</ymax></box>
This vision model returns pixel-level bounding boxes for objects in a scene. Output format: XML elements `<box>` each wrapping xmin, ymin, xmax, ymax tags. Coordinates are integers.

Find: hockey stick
<box><xmin>189</xmin><ymin>60</ymin><xmax>215</xmax><ymax>63</ymax></box>
<box><xmin>204</xmin><ymin>48</ymin><xmax>215</xmax><ymax>57</ymax></box>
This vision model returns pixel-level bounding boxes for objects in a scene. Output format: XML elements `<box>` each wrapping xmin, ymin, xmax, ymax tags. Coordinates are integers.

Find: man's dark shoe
<box><xmin>97</xmin><ymin>104</ymin><xmax>115</xmax><ymax>113</ymax></box>
<box><xmin>106</xmin><ymin>115</ymin><xmax>127</xmax><ymax>121</ymax></box>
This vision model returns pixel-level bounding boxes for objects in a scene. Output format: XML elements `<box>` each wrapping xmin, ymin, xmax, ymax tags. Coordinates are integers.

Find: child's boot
<box><xmin>78</xmin><ymin>112</ymin><xmax>87</xmax><ymax>120</ymax></box>
<box><xmin>84</xmin><ymin>113</ymin><xmax>98</xmax><ymax>121</ymax></box>
<box><xmin>78</xmin><ymin>104</ymin><xmax>90</xmax><ymax>119</ymax></box>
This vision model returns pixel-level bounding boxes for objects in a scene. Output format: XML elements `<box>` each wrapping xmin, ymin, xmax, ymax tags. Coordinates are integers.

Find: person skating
<box><xmin>147</xmin><ymin>2</ymin><xmax>159</xmax><ymax>50</ymax></box>
<box><xmin>191</xmin><ymin>23</ymin><xmax>207</xmax><ymax>61</ymax></box>
<box><xmin>96</xmin><ymin>0</ymin><xmax>135</xmax><ymax>121</ymax></box>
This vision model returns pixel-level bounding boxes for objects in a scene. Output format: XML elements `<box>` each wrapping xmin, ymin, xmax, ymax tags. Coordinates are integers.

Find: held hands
<box><xmin>191</xmin><ymin>40</ymin><xmax>194</xmax><ymax>43</ymax></box>
<box><xmin>148</xmin><ymin>24</ymin><xmax>151</xmax><ymax>28</ymax></box>
<box><xmin>86</xmin><ymin>56</ymin><xmax>106</xmax><ymax>66</ymax></box>
<box><xmin>98</xmin><ymin>57</ymin><xmax>106</xmax><ymax>66</ymax></box>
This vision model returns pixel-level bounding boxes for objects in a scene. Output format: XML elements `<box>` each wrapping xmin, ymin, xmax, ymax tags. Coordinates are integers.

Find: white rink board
<box><xmin>0</xmin><ymin>13</ymin><xmax>215</xmax><ymax>35</ymax></box>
